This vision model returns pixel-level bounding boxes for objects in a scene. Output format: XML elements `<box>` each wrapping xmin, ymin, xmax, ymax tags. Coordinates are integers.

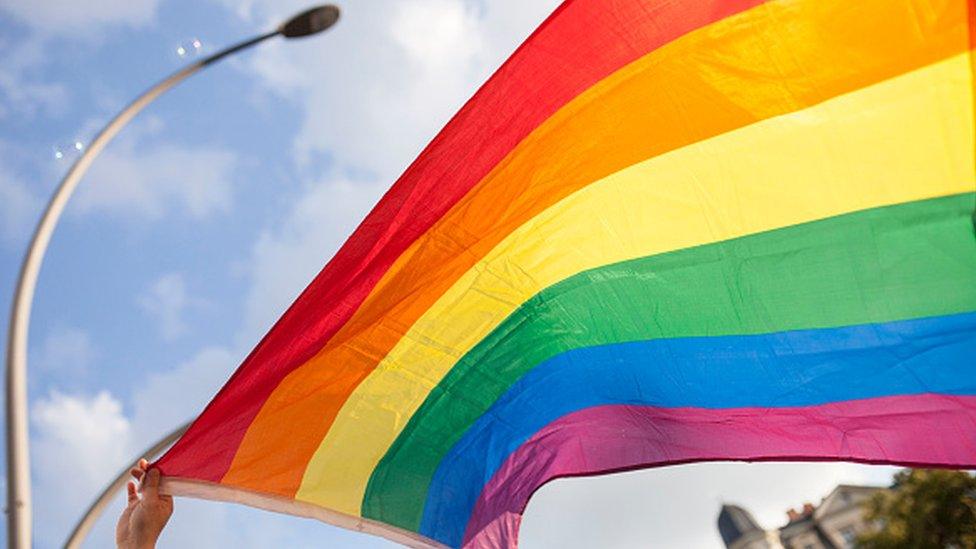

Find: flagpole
<box><xmin>4</xmin><ymin>7</ymin><xmax>339</xmax><ymax>548</ymax></box>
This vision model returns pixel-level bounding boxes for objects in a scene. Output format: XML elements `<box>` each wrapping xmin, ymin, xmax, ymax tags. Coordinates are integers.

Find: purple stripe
<box><xmin>462</xmin><ymin>394</ymin><xmax>976</xmax><ymax>548</ymax></box>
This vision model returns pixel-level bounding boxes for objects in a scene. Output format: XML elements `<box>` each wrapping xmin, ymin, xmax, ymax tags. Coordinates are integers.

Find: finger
<box><xmin>129</xmin><ymin>466</ymin><xmax>145</xmax><ymax>481</ymax></box>
<box><xmin>142</xmin><ymin>468</ymin><xmax>161</xmax><ymax>498</ymax></box>
<box><xmin>126</xmin><ymin>481</ymin><xmax>138</xmax><ymax>504</ymax></box>
<box><xmin>138</xmin><ymin>458</ymin><xmax>149</xmax><ymax>471</ymax></box>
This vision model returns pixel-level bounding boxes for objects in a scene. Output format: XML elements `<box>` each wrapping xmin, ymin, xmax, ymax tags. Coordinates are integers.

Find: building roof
<box><xmin>718</xmin><ymin>504</ymin><xmax>762</xmax><ymax>546</ymax></box>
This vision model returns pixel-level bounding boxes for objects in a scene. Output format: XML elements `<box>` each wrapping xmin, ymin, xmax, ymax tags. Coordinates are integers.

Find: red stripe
<box><xmin>156</xmin><ymin>0</ymin><xmax>767</xmax><ymax>481</ymax></box>
<box><xmin>463</xmin><ymin>395</ymin><xmax>976</xmax><ymax>548</ymax></box>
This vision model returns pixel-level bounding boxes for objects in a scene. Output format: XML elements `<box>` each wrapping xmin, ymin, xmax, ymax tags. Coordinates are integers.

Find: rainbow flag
<box><xmin>157</xmin><ymin>0</ymin><xmax>976</xmax><ymax>546</ymax></box>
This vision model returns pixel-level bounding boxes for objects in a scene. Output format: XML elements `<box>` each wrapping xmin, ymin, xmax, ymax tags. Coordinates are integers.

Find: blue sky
<box><xmin>0</xmin><ymin>0</ymin><xmax>899</xmax><ymax>547</ymax></box>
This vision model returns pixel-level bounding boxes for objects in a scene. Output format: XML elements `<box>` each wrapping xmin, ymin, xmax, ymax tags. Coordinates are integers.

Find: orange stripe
<box><xmin>222</xmin><ymin>0</ymin><xmax>970</xmax><ymax>496</ymax></box>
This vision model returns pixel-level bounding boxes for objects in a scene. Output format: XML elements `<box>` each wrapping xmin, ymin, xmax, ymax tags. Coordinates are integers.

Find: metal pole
<box><xmin>4</xmin><ymin>30</ymin><xmax>279</xmax><ymax>549</ymax></box>
<box><xmin>62</xmin><ymin>423</ymin><xmax>189</xmax><ymax>549</ymax></box>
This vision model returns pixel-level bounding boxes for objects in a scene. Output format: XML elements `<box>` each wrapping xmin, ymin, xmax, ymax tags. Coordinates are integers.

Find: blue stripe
<box><xmin>419</xmin><ymin>312</ymin><xmax>976</xmax><ymax>546</ymax></box>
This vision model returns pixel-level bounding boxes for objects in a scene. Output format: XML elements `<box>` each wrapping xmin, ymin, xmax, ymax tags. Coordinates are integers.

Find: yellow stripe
<box><xmin>295</xmin><ymin>53</ymin><xmax>976</xmax><ymax>512</ymax></box>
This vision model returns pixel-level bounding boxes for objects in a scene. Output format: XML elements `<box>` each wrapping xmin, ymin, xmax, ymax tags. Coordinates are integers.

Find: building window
<box><xmin>840</xmin><ymin>526</ymin><xmax>857</xmax><ymax>548</ymax></box>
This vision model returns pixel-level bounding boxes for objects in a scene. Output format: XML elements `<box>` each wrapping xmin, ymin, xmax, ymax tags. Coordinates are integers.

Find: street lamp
<box><xmin>5</xmin><ymin>6</ymin><xmax>339</xmax><ymax>548</ymax></box>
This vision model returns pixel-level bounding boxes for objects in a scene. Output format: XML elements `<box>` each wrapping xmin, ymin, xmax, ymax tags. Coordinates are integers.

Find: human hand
<box><xmin>116</xmin><ymin>459</ymin><xmax>173</xmax><ymax>549</ymax></box>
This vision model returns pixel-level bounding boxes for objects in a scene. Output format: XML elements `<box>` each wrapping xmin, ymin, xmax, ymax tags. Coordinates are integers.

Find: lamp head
<box><xmin>280</xmin><ymin>5</ymin><xmax>340</xmax><ymax>38</ymax></box>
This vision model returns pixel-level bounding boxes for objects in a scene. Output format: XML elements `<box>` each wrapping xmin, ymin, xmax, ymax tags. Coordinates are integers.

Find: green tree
<box><xmin>857</xmin><ymin>469</ymin><xmax>976</xmax><ymax>549</ymax></box>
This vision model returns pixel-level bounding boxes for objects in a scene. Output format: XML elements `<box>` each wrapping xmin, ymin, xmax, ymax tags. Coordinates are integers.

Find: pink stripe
<box><xmin>463</xmin><ymin>394</ymin><xmax>976</xmax><ymax>548</ymax></box>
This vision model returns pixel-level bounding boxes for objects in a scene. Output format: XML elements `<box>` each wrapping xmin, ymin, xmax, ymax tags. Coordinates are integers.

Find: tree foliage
<box><xmin>856</xmin><ymin>469</ymin><xmax>976</xmax><ymax>549</ymax></box>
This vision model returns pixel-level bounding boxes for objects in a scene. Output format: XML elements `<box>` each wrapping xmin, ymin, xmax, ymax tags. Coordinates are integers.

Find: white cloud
<box><xmin>390</xmin><ymin>0</ymin><xmax>484</xmax><ymax>65</ymax></box>
<box><xmin>74</xmin><ymin>136</ymin><xmax>237</xmax><ymax>221</ymax></box>
<box><xmin>31</xmin><ymin>327</ymin><xmax>97</xmax><ymax>379</ymax></box>
<box><xmin>28</xmin><ymin>346</ymin><xmax>396</xmax><ymax>548</ymax></box>
<box><xmin>25</xmin><ymin>336</ymin><xmax>233</xmax><ymax>543</ymax></box>
<box><xmin>0</xmin><ymin>0</ymin><xmax>161</xmax><ymax>36</ymax></box>
<box><xmin>28</xmin><ymin>348</ymin><xmax>245</xmax><ymax>547</ymax></box>
<box><xmin>130</xmin><ymin>346</ymin><xmax>238</xmax><ymax>442</ymax></box>
<box><xmin>226</xmin><ymin>0</ymin><xmax>556</xmax><ymax>346</ymax></box>
<box><xmin>0</xmin><ymin>162</ymin><xmax>40</xmax><ymax>247</ymax></box>
<box><xmin>243</xmin><ymin>0</ymin><xmax>557</xmax><ymax>179</ymax></box>
<box><xmin>520</xmin><ymin>461</ymin><xmax>897</xmax><ymax>548</ymax></box>
<box><xmin>0</xmin><ymin>36</ymin><xmax>69</xmax><ymax>120</ymax></box>
<box><xmin>26</xmin><ymin>350</ymin><xmax>351</xmax><ymax>549</ymax></box>
<box><xmin>239</xmin><ymin>176</ymin><xmax>386</xmax><ymax>344</ymax></box>
<box><xmin>33</xmin><ymin>391</ymin><xmax>132</xmax><ymax>480</ymax></box>
<box><xmin>31</xmin><ymin>390</ymin><xmax>134</xmax><ymax>547</ymax></box>
<box><xmin>0</xmin><ymin>138</ymin><xmax>44</xmax><ymax>247</ymax></box>
<box><xmin>138</xmin><ymin>273</ymin><xmax>199</xmax><ymax>342</ymax></box>
<box><xmin>23</xmin><ymin>168</ymin><xmax>392</xmax><ymax>547</ymax></box>
<box><xmin>26</xmin><ymin>172</ymin><xmax>392</xmax><ymax>548</ymax></box>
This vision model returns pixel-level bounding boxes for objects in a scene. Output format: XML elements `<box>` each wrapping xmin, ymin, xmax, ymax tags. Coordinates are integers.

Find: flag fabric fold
<box><xmin>156</xmin><ymin>0</ymin><xmax>976</xmax><ymax>547</ymax></box>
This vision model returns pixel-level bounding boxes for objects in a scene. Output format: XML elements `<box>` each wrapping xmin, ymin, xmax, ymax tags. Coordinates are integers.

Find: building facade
<box><xmin>718</xmin><ymin>485</ymin><xmax>885</xmax><ymax>549</ymax></box>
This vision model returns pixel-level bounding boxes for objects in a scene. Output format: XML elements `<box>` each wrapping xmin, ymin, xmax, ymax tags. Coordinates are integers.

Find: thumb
<box><xmin>142</xmin><ymin>468</ymin><xmax>161</xmax><ymax>498</ymax></box>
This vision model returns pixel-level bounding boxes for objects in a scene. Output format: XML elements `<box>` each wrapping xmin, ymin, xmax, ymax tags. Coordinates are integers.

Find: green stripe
<box><xmin>363</xmin><ymin>192</ymin><xmax>976</xmax><ymax>529</ymax></box>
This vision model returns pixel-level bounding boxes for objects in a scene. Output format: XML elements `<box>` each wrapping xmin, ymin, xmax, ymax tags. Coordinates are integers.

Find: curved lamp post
<box><xmin>63</xmin><ymin>423</ymin><xmax>189</xmax><ymax>549</ymax></box>
<box><xmin>5</xmin><ymin>6</ymin><xmax>339</xmax><ymax>548</ymax></box>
